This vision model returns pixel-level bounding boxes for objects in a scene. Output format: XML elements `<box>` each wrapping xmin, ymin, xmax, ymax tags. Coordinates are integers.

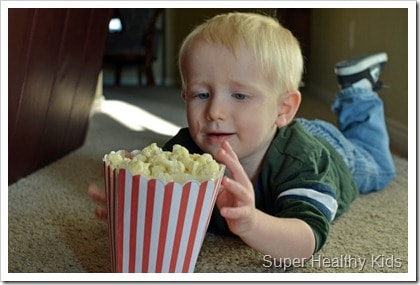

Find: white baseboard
<box><xmin>307</xmin><ymin>84</ymin><xmax>408</xmax><ymax>157</ymax></box>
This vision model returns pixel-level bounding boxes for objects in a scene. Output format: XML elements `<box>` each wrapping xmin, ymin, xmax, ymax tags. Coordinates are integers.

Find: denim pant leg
<box><xmin>297</xmin><ymin>87</ymin><xmax>396</xmax><ymax>193</ymax></box>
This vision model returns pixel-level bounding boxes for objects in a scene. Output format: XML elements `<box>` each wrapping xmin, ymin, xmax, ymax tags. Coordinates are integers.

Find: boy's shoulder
<box><xmin>262</xmin><ymin>119</ymin><xmax>358</xmax><ymax>218</ymax></box>
<box><xmin>269</xmin><ymin>119</ymin><xmax>331</xmax><ymax>162</ymax></box>
<box><xmin>163</xmin><ymin>127</ymin><xmax>203</xmax><ymax>154</ymax></box>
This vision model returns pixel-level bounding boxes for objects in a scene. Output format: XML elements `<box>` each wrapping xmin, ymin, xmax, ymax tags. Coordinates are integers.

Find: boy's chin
<box><xmin>197</xmin><ymin>143</ymin><xmax>222</xmax><ymax>159</ymax></box>
<box><xmin>203</xmin><ymin>146</ymin><xmax>221</xmax><ymax>159</ymax></box>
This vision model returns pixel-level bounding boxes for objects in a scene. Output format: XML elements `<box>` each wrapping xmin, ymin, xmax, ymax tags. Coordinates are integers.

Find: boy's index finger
<box><xmin>217</xmin><ymin>141</ymin><xmax>251</xmax><ymax>187</ymax></box>
<box><xmin>88</xmin><ymin>184</ymin><xmax>107</xmax><ymax>203</ymax></box>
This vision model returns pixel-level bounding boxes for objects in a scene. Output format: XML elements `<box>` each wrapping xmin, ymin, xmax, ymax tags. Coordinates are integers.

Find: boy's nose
<box><xmin>206</xmin><ymin>96</ymin><xmax>226</xmax><ymax>121</ymax></box>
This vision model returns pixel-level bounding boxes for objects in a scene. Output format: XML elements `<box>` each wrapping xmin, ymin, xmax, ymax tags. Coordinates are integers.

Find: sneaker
<box><xmin>334</xmin><ymin>52</ymin><xmax>388</xmax><ymax>91</ymax></box>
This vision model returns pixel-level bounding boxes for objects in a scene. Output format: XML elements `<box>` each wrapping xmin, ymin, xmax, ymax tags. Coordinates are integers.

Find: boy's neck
<box><xmin>240</xmin><ymin>134</ymin><xmax>277</xmax><ymax>184</ymax></box>
<box><xmin>241</xmin><ymin>158</ymin><xmax>264</xmax><ymax>184</ymax></box>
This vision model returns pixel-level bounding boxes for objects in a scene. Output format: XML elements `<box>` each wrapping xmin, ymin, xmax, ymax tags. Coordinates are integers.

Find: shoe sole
<box><xmin>335</xmin><ymin>52</ymin><xmax>388</xmax><ymax>76</ymax></box>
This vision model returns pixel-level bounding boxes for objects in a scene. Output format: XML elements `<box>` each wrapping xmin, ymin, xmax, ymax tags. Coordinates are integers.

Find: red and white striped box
<box><xmin>103</xmin><ymin>160</ymin><xmax>224</xmax><ymax>273</ymax></box>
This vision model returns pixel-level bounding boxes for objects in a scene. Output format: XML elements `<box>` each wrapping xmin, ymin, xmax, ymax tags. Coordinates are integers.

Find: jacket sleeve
<box><xmin>274</xmin><ymin>197</ymin><xmax>330</xmax><ymax>253</ymax></box>
<box><xmin>268</xmin><ymin>154</ymin><xmax>341</xmax><ymax>253</ymax></box>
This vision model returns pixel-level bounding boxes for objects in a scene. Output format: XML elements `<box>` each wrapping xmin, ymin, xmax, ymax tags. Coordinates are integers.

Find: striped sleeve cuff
<box><xmin>276</xmin><ymin>187</ymin><xmax>338</xmax><ymax>222</ymax></box>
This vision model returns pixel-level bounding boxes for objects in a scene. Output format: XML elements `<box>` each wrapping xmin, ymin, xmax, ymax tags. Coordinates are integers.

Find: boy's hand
<box><xmin>87</xmin><ymin>184</ymin><xmax>108</xmax><ymax>221</ymax></box>
<box><xmin>215</xmin><ymin>141</ymin><xmax>315</xmax><ymax>260</ymax></box>
<box><xmin>216</xmin><ymin>141</ymin><xmax>258</xmax><ymax>236</ymax></box>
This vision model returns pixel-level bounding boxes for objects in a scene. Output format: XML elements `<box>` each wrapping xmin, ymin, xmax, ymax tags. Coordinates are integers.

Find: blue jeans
<box><xmin>297</xmin><ymin>87</ymin><xmax>396</xmax><ymax>193</ymax></box>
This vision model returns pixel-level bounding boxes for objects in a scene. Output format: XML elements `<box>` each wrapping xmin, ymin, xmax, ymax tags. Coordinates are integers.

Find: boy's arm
<box><xmin>216</xmin><ymin>141</ymin><xmax>315</xmax><ymax>261</ymax></box>
<box><xmin>240</xmin><ymin>209</ymin><xmax>315</xmax><ymax>261</ymax></box>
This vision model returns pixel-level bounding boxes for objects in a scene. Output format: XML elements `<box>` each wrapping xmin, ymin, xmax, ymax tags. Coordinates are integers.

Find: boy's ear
<box><xmin>276</xmin><ymin>90</ymin><xmax>301</xmax><ymax>127</ymax></box>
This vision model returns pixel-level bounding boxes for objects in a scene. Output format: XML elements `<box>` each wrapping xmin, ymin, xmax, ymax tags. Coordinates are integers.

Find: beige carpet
<box><xmin>7</xmin><ymin>86</ymin><xmax>410</xmax><ymax>279</ymax></box>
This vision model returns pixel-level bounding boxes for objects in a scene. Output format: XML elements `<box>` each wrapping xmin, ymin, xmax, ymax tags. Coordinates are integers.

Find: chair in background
<box><xmin>103</xmin><ymin>8</ymin><xmax>164</xmax><ymax>86</ymax></box>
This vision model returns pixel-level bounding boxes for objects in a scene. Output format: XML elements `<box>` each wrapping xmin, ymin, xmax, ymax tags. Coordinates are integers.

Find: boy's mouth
<box><xmin>206</xmin><ymin>132</ymin><xmax>235</xmax><ymax>143</ymax></box>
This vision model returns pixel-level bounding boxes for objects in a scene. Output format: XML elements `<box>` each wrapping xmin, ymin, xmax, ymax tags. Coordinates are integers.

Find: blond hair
<box><xmin>178</xmin><ymin>12</ymin><xmax>304</xmax><ymax>93</ymax></box>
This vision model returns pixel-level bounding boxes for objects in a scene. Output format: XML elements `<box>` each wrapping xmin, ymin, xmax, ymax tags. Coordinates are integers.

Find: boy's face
<box><xmin>181</xmin><ymin>40</ymin><xmax>286</xmax><ymax>163</ymax></box>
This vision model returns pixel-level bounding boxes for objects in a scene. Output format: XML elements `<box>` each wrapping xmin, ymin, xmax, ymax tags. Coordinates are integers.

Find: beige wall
<box><xmin>307</xmin><ymin>8</ymin><xmax>408</xmax><ymax>156</ymax></box>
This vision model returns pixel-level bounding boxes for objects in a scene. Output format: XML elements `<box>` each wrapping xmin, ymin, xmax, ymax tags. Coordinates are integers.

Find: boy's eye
<box><xmin>196</xmin><ymin>92</ymin><xmax>210</xmax><ymax>99</ymax></box>
<box><xmin>232</xmin><ymin>93</ymin><xmax>247</xmax><ymax>100</ymax></box>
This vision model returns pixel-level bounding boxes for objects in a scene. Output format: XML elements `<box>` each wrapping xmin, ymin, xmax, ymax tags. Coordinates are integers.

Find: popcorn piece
<box><xmin>106</xmin><ymin>151</ymin><xmax>126</xmax><ymax>168</ymax></box>
<box><xmin>104</xmin><ymin>143</ymin><xmax>223</xmax><ymax>183</ymax></box>
<box><xmin>127</xmin><ymin>158</ymin><xmax>150</xmax><ymax>177</ymax></box>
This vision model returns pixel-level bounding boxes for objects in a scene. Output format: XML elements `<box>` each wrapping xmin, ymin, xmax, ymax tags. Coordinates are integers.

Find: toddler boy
<box><xmin>89</xmin><ymin>12</ymin><xmax>396</xmax><ymax>263</ymax></box>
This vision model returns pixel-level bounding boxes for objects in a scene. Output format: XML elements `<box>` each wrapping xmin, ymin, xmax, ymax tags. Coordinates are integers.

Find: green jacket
<box><xmin>163</xmin><ymin>120</ymin><xmax>358</xmax><ymax>252</ymax></box>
